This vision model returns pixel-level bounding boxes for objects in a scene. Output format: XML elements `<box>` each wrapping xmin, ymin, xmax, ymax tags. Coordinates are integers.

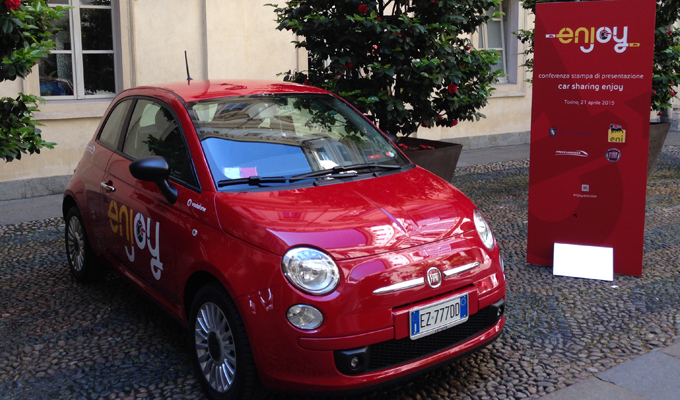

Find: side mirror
<box><xmin>129</xmin><ymin>156</ymin><xmax>178</xmax><ymax>204</ymax></box>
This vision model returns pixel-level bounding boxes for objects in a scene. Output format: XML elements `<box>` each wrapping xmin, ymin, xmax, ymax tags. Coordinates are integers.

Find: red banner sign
<box><xmin>527</xmin><ymin>0</ymin><xmax>656</xmax><ymax>276</ymax></box>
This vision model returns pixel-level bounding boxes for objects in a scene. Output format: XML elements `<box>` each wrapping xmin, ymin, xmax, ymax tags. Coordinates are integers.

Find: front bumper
<box><xmin>238</xmin><ymin>287</ymin><xmax>505</xmax><ymax>392</ymax></box>
<box><xmin>237</xmin><ymin>232</ymin><xmax>506</xmax><ymax>392</ymax></box>
<box><xmin>333</xmin><ymin>298</ymin><xmax>505</xmax><ymax>376</ymax></box>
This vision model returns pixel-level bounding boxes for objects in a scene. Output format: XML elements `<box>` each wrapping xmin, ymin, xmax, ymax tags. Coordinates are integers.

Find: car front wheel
<box><xmin>189</xmin><ymin>283</ymin><xmax>266</xmax><ymax>400</ymax></box>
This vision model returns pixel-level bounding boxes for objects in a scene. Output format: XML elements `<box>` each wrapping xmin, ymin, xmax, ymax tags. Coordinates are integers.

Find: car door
<box><xmin>85</xmin><ymin>98</ymin><xmax>133</xmax><ymax>254</ymax></box>
<box><xmin>100</xmin><ymin>97</ymin><xmax>201</xmax><ymax>304</ymax></box>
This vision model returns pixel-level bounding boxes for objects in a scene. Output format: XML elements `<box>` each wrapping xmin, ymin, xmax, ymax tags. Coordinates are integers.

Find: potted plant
<box><xmin>270</xmin><ymin>0</ymin><xmax>503</xmax><ymax>182</ymax></box>
<box><xmin>0</xmin><ymin>0</ymin><xmax>65</xmax><ymax>162</ymax></box>
<box><xmin>516</xmin><ymin>0</ymin><xmax>680</xmax><ymax>176</ymax></box>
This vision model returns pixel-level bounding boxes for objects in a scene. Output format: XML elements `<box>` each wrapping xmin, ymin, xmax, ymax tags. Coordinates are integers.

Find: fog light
<box><xmin>488</xmin><ymin>298</ymin><xmax>506</xmax><ymax>326</ymax></box>
<box><xmin>334</xmin><ymin>347</ymin><xmax>368</xmax><ymax>375</ymax></box>
<box><xmin>350</xmin><ymin>356</ymin><xmax>359</xmax><ymax>368</ymax></box>
<box><xmin>286</xmin><ymin>304</ymin><xmax>323</xmax><ymax>330</ymax></box>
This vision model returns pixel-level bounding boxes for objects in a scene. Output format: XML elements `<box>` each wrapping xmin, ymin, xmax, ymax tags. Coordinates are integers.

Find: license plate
<box><xmin>409</xmin><ymin>294</ymin><xmax>468</xmax><ymax>340</ymax></box>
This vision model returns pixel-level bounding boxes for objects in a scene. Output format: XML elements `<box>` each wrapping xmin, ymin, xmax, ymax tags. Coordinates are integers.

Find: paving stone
<box><xmin>0</xmin><ymin>146</ymin><xmax>678</xmax><ymax>400</ymax></box>
<box><xmin>539</xmin><ymin>378</ymin><xmax>647</xmax><ymax>400</ymax></box>
<box><xmin>661</xmin><ymin>340</ymin><xmax>680</xmax><ymax>359</ymax></box>
<box><xmin>598</xmin><ymin>351</ymin><xmax>680</xmax><ymax>400</ymax></box>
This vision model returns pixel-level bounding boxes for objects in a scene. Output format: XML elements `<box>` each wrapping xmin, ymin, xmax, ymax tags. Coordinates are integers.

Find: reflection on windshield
<box><xmin>185</xmin><ymin>94</ymin><xmax>408</xmax><ymax>188</ymax></box>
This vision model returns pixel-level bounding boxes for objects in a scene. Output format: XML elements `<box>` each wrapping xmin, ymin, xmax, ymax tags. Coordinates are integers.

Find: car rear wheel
<box><xmin>189</xmin><ymin>283</ymin><xmax>266</xmax><ymax>400</ymax></box>
<box><xmin>65</xmin><ymin>207</ymin><xmax>105</xmax><ymax>282</ymax></box>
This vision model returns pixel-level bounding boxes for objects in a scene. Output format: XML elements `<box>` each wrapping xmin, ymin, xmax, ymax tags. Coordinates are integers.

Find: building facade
<box><xmin>0</xmin><ymin>0</ymin><xmax>676</xmax><ymax>200</ymax></box>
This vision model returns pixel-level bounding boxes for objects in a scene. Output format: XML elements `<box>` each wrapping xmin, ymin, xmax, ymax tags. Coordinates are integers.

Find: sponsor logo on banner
<box><xmin>574</xmin><ymin>193</ymin><xmax>597</xmax><ymax>199</ymax></box>
<box><xmin>608</xmin><ymin>124</ymin><xmax>626</xmax><ymax>143</ymax></box>
<box><xmin>606</xmin><ymin>148</ymin><xmax>622</xmax><ymax>162</ymax></box>
<box><xmin>546</xmin><ymin>26</ymin><xmax>639</xmax><ymax>53</ymax></box>
<box><xmin>575</xmin><ymin>184</ymin><xmax>596</xmax><ymax>198</ymax></box>
<box><xmin>555</xmin><ymin>150</ymin><xmax>589</xmax><ymax>157</ymax></box>
<box><xmin>549</xmin><ymin>128</ymin><xmax>590</xmax><ymax>137</ymax></box>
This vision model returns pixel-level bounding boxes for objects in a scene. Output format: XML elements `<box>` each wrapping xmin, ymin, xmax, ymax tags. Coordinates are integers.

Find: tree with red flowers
<box><xmin>270</xmin><ymin>0</ymin><xmax>503</xmax><ymax>137</ymax></box>
<box><xmin>1</xmin><ymin>0</ymin><xmax>66</xmax><ymax>161</ymax></box>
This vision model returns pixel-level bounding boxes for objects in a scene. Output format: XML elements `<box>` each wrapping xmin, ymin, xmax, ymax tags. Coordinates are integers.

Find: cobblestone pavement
<box><xmin>1</xmin><ymin>147</ymin><xmax>678</xmax><ymax>400</ymax></box>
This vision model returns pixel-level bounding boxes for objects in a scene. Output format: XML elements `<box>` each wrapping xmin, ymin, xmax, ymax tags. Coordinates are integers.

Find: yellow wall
<box><xmin>417</xmin><ymin>91</ymin><xmax>533</xmax><ymax>142</ymax></box>
<box><xmin>0</xmin><ymin>118</ymin><xmax>100</xmax><ymax>182</ymax></box>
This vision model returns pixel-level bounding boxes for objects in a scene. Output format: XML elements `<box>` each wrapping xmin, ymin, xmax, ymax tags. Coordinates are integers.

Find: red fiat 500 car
<box><xmin>63</xmin><ymin>80</ymin><xmax>506</xmax><ymax>400</ymax></box>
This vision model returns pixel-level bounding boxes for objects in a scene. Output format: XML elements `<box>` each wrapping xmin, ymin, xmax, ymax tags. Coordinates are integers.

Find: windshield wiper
<box><xmin>218</xmin><ymin>176</ymin><xmax>289</xmax><ymax>187</ymax></box>
<box><xmin>218</xmin><ymin>163</ymin><xmax>403</xmax><ymax>188</ymax></box>
<box><xmin>289</xmin><ymin>163</ymin><xmax>403</xmax><ymax>180</ymax></box>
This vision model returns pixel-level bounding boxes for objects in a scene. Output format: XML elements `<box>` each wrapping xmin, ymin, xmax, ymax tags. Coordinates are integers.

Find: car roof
<box><xmin>135</xmin><ymin>79</ymin><xmax>331</xmax><ymax>103</ymax></box>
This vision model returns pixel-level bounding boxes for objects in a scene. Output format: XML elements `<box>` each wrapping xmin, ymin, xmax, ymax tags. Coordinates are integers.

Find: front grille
<box><xmin>366</xmin><ymin>305</ymin><xmax>496</xmax><ymax>372</ymax></box>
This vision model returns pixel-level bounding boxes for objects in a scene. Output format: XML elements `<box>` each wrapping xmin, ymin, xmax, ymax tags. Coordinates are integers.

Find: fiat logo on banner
<box><xmin>426</xmin><ymin>267</ymin><xmax>442</xmax><ymax>288</ymax></box>
<box><xmin>606</xmin><ymin>148</ymin><xmax>621</xmax><ymax>162</ymax></box>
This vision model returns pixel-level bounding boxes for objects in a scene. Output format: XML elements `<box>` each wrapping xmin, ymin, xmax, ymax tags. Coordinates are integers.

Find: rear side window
<box><xmin>98</xmin><ymin>99</ymin><xmax>131</xmax><ymax>149</ymax></box>
<box><xmin>122</xmin><ymin>99</ymin><xmax>197</xmax><ymax>187</ymax></box>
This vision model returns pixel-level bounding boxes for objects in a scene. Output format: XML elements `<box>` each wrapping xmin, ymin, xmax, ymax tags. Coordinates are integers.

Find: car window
<box><xmin>122</xmin><ymin>99</ymin><xmax>197</xmax><ymax>187</ymax></box>
<box><xmin>98</xmin><ymin>99</ymin><xmax>132</xmax><ymax>149</ymax></box>
<box><xmin>186</xmin><ymin>94</ymin><xmax>409</xmax><ymax>189</ymax></box>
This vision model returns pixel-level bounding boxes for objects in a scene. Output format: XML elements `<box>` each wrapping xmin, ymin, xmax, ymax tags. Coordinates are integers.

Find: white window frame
<box><xmin>478</xmin><ymin>1</ymin><xmax>508</xmax><ymax>84</ymax></box>
<box><xmin>43</xmin><ymin>0</ymin><xmax>121</xmax><ymax>100</ymax></box>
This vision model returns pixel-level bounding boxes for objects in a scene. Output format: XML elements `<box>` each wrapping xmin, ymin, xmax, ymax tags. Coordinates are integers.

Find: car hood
<box><xmin>214</xmin><ymin>167</ymin><xmax>477</xmax><ymax>260</ymax></box>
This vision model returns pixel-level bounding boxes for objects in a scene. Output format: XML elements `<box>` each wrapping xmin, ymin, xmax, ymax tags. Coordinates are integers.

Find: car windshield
<box><xmin>185</xmin><ymin>94</ymin><xmax>409</xmax><ymax>189</ymax></box>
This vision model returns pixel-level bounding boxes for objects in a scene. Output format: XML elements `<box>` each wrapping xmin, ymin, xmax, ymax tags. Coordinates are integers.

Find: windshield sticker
<box><xmin>108</xmin><ymin>200</ymin><xmax>164</xmax><ymax>280</ymax></box>
<box><xmin>368</xmin><ymin>154</ymin><xmax>383</xmax><ymax>160</ymax></box>
<box><xmin>223</xmin><ymin>167</ymin><xmax>259</xmax><ymax>179</ymax></box>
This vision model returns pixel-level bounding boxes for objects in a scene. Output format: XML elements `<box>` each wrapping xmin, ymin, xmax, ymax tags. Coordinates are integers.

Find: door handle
<box><xmin>100</xmin><ymin>181</ymin><xmax>116</xmax><ymax>192</ymax></box>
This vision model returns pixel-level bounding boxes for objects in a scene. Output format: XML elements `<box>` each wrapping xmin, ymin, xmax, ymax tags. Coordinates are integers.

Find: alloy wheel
<box><xmin>194</xmin><ymin>302</ymin><xmax>237</xmax><ymax>393</ymax></box>
<box><xmin>67</xmin><ymin>216</ymin><xmax>86</xmax><ymax>272</ymax></box>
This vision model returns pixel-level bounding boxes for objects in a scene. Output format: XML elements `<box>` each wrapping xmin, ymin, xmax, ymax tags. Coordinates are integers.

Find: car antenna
<box><xmin>184</xmin><ymin>50</ymin><xmax>193</xmax><ymax>84</ymax></box>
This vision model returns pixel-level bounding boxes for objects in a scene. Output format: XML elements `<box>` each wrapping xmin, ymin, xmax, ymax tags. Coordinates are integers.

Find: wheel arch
<box><xmin>62</xmin><ymin>194</ymin><xmax>78</xmax><ymax>219</ymax></box>
<box><xmin>184</xmin><ymin>270</ymin><xmax>233</xmax><ymax>321</ymax></box>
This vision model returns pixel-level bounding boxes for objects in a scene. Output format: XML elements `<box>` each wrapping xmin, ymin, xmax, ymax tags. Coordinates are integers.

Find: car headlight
<box><xmin>474</xmin><ymin>209</ymin><xmax>495</xmax><ymax>250</ymax></box>
<box><xmin>282</xmin><ymin>247</ymin><xmax>340</xmax><ymax>295</ymax></box>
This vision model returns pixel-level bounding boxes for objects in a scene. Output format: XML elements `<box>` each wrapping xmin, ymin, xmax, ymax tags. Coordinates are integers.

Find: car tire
<box><xmin>65</xmin><ymin>207</ymin><xmax>105</xmax><ymax>282</ymax></box>
<box><xmin>189</xmin><ymin>283</ymin><xmax>267</xmax><ymax>400</ymax></box>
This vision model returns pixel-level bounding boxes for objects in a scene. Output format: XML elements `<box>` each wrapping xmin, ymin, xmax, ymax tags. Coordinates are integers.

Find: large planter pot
<box><xmin>648</xmin><ymin>122</ymin><xmax>671</xmax><ymax>177</ymax></box>
<box><xmin>399</xmin><ymin>137</ymin><xmax>463</xmax><ymax>182</ymax></box>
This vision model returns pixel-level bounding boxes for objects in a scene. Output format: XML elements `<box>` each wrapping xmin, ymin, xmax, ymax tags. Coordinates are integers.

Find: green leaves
<box><xmin>0</xmin><ymin>94</ymin><xmax>56</xmax><ymax>162</ymax></box>
<box><xmin>271</xmin><ymin>0</ymin><xmax>501</xmax><ymax>136</ymax></box>
<box><xmin>652</xmin><ymin>22</ymin><xmax>680</xmax><ymax>112</ymax></box>
<box><xmin>1</xmin><ymin>1</ymin><xmax>66</xmax><ymax>161</ymax></box>
<box><xmin>1</xmin><ymin>0</ymin><xmax>68</xmax><ymax>81</ymax></box>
